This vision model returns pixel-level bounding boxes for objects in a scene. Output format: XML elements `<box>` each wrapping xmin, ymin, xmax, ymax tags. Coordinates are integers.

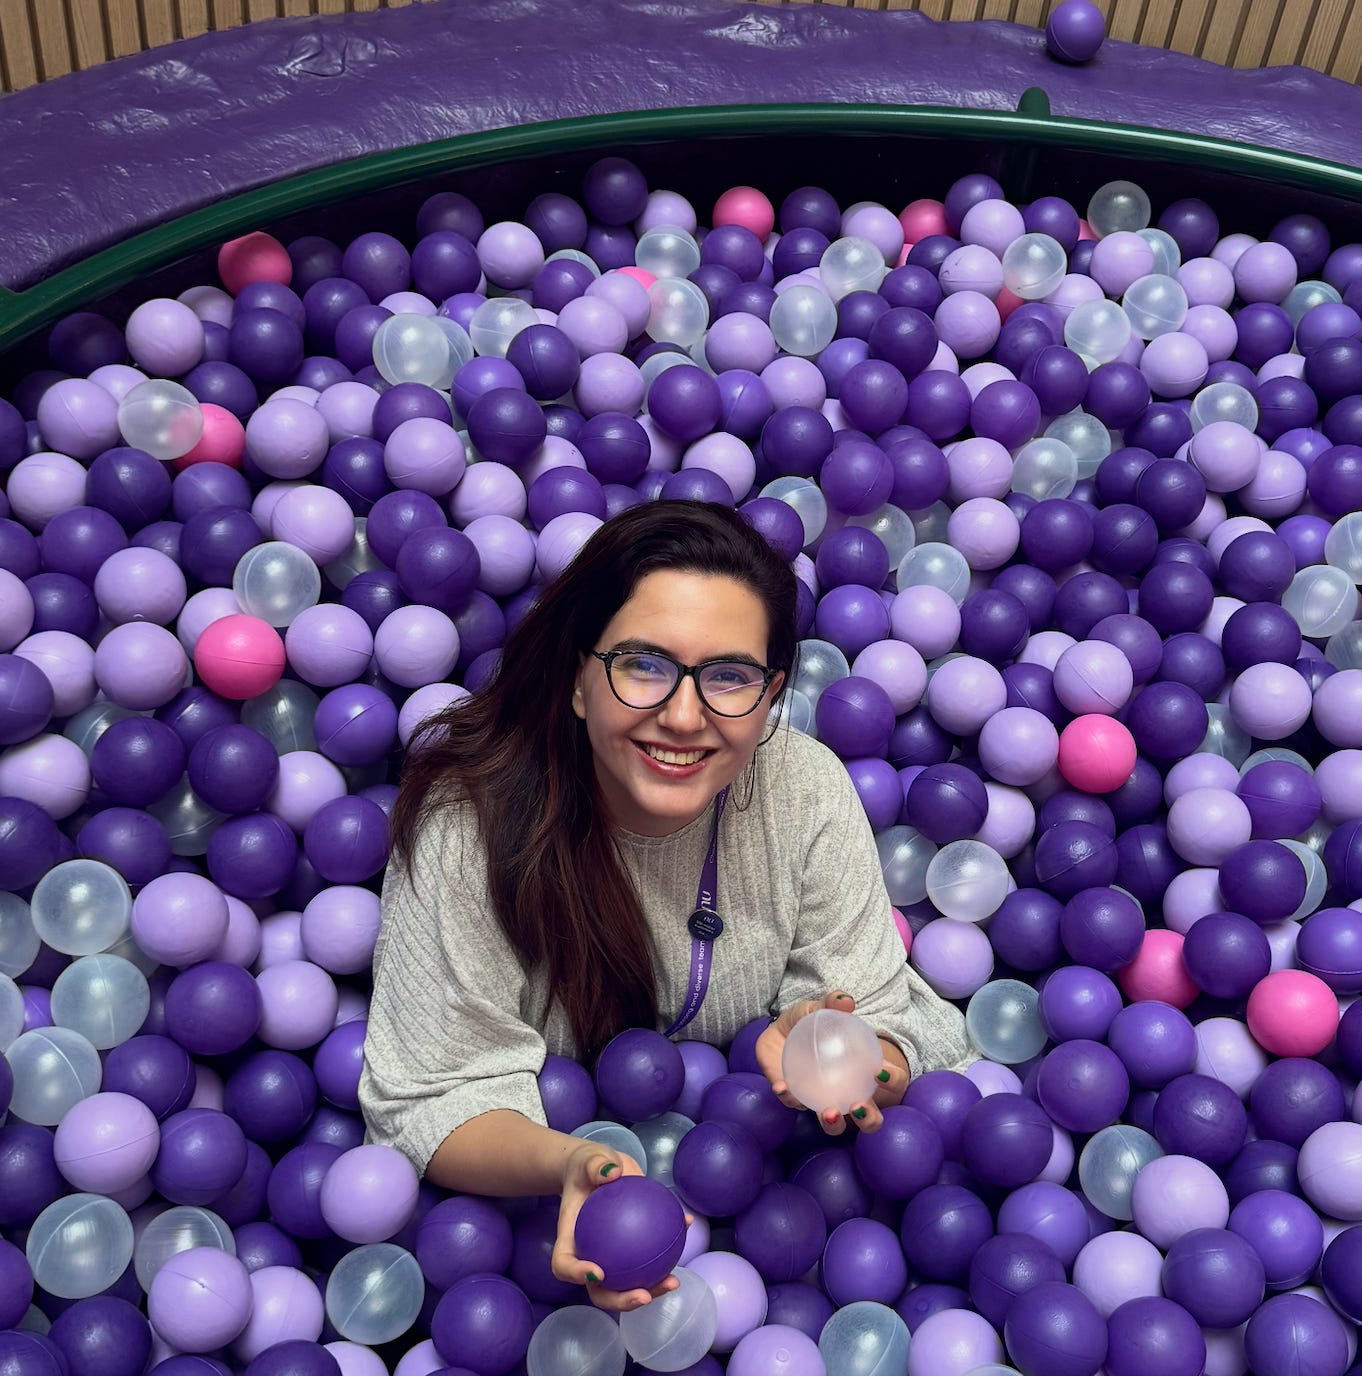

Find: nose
<box><xmin>656</xmin><ymin>672</ymin><xmax>708</xmax><ymax>733</ymax></box>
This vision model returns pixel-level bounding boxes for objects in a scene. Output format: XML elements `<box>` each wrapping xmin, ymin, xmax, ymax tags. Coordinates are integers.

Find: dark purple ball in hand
<box><xmin>573</xmin><ymin>1175</ymin><xmax>687</xmax><ymax>1291</ymax></box>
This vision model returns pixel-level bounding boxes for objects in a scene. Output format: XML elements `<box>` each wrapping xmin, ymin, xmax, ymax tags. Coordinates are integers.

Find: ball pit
<box><xmin>4</xmin><ymin>138</ymin><xmax>1362</xmax><ymax>1375</ymax></box>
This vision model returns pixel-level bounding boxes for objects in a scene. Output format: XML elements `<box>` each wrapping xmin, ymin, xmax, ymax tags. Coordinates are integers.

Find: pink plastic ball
<box><xmin>194</xmin><ymin>613</ymin><xmax>287</xmax><ymax>699</ymax></box>
<box><xmin>900</xmin><ymin>199</ymin><xmax>948</xmax><ymax>244</ymax></box>
<box><xmin>218</xmin><ymin>231</ymin><xmax>293</xmax><ymax>294</ymax></box>
<box><xmin>1119</xmin><ymin>930</ymin><xmax>1197</xmax><ymax>1008</ymax></box>
<box><xmin>713</xmin><ymin>187</ymin><xmax>776</xmax><ymax>243</ymax></box>
<box><xmin>1057</xmin><ymin>715</ymin><xmax>1137</xmax><ymax>793</ymax></box>
<box><xmin>1246</xmin><ymin>970</ymin><xmax>1338</xmax><ymax>1057</ymax></box>
<box><xmin>177</xmin><ymin>403</ymin><xmax>246</xmax><ymax>468</ymax></box>
<box><xmin>892</xmin><ymin>908</ymin><xmax>913</xmax><ymax>955</ymax></box>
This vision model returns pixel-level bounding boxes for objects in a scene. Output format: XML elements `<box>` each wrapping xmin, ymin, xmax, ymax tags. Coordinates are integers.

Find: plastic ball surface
<box><xmin>618</xmin><ymin>1265</ymin><xmax>718</xmax><ymax>1371</ymax></box>
<box><xmin>324</xmin><ymin>1242</ymin><xmax>425</xmax><ymax>1346</ymax></box>
<box><xmin>574</xmin><ymin>1175</ymin><xmax>688</xmax><ymax>1292</ymax></box>
<box><xmin>780</xmin><ymin>1008</ymin><xmax>883</xmax><ymax>1113</ymax></box>
<box><xmin>817</xmin><ymin>1300</ymin><xmax>910</xmax><ymax>1376</ymax></box>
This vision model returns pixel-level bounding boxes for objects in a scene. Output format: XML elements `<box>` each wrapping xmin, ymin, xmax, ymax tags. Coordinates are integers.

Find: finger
<box><xmin>818</xmin><ymin>1106</ymin><xmax>848</xmax><ymax>1138</ymax></box>
<box><xmin>587</xmin><ymin>1281</ymin><xmax>657</xmax><ymax>1313</ymax></box>
<box><xmin>873</xmin><ymin>1062</ymin><xmax>909</xmax><ymax>1106</ymax></box>
<box><xmin>850</xmin><ymin>1100</ymin><xmax>883</xmax><ymax>1133</ymax></box>
<box><xmin>826</xmin><ymin>990</ymin><xmax>856</xmax><ymax>1012</ymax></box>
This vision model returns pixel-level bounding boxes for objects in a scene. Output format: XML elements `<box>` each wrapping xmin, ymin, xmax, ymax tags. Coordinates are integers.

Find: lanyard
<box><xmin>663</xmin><ymin>786</ymin><xmax>729</xmax><ymax>1038</ymax></box>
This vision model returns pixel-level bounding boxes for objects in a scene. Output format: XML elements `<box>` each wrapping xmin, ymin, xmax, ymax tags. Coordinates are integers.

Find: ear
<box><xmin>571</xmin><ymin>659</ymin><xmax>588</xmax><ymax>720</ymax></box>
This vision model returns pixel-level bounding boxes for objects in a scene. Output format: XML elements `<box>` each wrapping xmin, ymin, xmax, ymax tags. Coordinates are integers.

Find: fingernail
<box><xmin>600</xmin><ymin>1163</ymin><xmax>617</xmax><ymax>1177</ymax></box>
<box><xmin>586</xmin><ymin>1271</ymin><xmax>600</xmax><ymax>1284</ymax></box>
<box><xmin>824</xmin><ymin>1109</ymin><xmax>839</xmax><ymax>1124</ymax></box>
<box><xmin>833</xmin><ymin>991</ymin><xmax>849</xmax><ymax>1000</ymax></box>
<box><xmin>853</xmin><ymin>1107</ymin><xmax>868</xmax><ymax>1120</ymax></box>
<box><xmin>877</xmin><ymin>1070</ymin><xmax>891</xmax><ymax>1083</ymax></box>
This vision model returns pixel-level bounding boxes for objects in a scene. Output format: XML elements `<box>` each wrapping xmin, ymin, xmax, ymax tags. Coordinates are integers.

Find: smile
<box><xmin>637</xmin><ymin>743</ymin><xmax>714</xmax><ymax>766</ymax></box>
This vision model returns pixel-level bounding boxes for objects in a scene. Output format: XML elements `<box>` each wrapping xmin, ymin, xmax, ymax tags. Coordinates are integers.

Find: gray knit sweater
<box><xmin>360</xmin><ymin>727</ymin><xmax>974</xmax><ymax>1172</ymax></box>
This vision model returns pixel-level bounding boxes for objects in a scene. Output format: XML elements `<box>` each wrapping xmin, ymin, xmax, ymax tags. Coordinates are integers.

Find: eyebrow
<box><xmin>607</xmin><ymin>637</ymin><xmax>767</xmax><ymax>666</ymax></box>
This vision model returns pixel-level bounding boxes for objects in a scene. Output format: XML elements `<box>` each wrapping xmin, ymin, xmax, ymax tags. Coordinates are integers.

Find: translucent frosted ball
<box><xmin>528</xmin><ymin>1303</ymin><xmax>627</xmax><ymax>1376</ymax></box>
<box><xmin>1283</xmin><ymin>565</ymin><xmax>1359</xmax><ymax>638</ymax></box>
<box><xmin>63</xmin><ymin>702</ymin><xmax>137</xmax><ymax>757</ymax></box>
<box><xmin>1325</xmin><ymin>512</ymin><xmax>1362</xmax><ymax>583</ymax></box>
<box><xmin>1138</xmin><ymin>228</ymin><xmax>1183</xmax><ymax>276</ymax></box>
<box><xmin>926</xmin><ymin>840</ymin><xmax>1011</xmax><ymax>922</ymax></box>
<box><xmin>772</xmin><ymin>687</ymin><xmax>815</xmax><ymax>736</ymax></box>
<box><xmin>635</xmin><ymin>226</ymin><xmax>702</xmax><ymax>280</ymax></box>
<box><xmin>1012</xmin><ymin>437</ymin><xmax>1079</xmax><ymax>499</ymax></box>
<box><xmin>1326</xmin><ymin>622</ymin><xmax>1362</xmax><ymax>669</ymax></box>
<box><xmin>49</xmin><ymin>954</ymin><xmax>150</xmax><ymax>1050</ymax></box>
<box><xmin>1123</xmin><ymin>274</ymin><xmax>1188</xmax><ymax>339</ymax></box>
<box><xmin>323</xmin><ymin>517</ymin><xmax>382</xmax><ymax>591</ymax></box>
<box><xmin>233</xmin><ymin>541</ymin><xmax>322</xmax><ymax>628</ymax></box>
<box><xmin>848</xmin><ymin>504</ymin><xmax>916</xmax><ymax>568</ymax></box>
<box><xmin>780</xmin><ymin>1008</ymin><xmax>883</xmax><ymax>1114</ymax></box>
<box><xmin>1088</xmin><ymin>180</ymin><xmax>1153</xmax><ymax>236</ymax></box>
<box><xmin>966</xmin><ymin>978</ymin><xmax>1048</xmax><ymax>1064</ymax></box>
<box><xmin>1064</xmin><ymin>298</ymin><xmax>1133</xmax><ymax>364</ymax></box>
<box><xmin>818</xmin><ymin>1301</ymin><xmax>911</xmax><ymax>1376</ymax></box>
<box><xmin>1045</xmin><ymin>411</ymin><xmax>1113</xmax><ymax>477</ymax></box>
<box><xmin>762</xmin><ymin>476</ymin><xmax>828</xmax><ymax>546</ymax></box>
<box><xmin>148</xmin><ymin>779</ymin><xmax>225</xmax><ymax>857</ymax></box>
<box><xmin>0</xmin><ymin>972</ymin><xmax>24</xmax><ymax>1049</ymax></box>
<box><xmin>7</xmin><ymin>1026</ymin><xmax>102</xmax><ymax>1125</ymax></box>
<box><xmin>1078</xmin><ymin>1124</ymin><xmax>1163</xmax><ymax>1221</ymax></box>
<box><xmin>897</xmin><ymin>542</ymin><xmax>972</xmax><ymax>603</ymax></box>
<box><xmin>1200</xmin><ymin>704</ymin><xmax>1251</xmax><ymax>769</ymax></box>
<box><xmin>646</xmin><ymin>278</ymin><xmax>710</xmax><ymax>348</ymax></box>
<box><xmin>632</xmin><ymin>1112</ymin><xmax>695</xmax><ymax>1191</ymax></box>
<box><xmin>468</xmin><ymin>297</ymin><xmax>538</xmax><ymax>358</ymax></box>
<box><xmin>821</xmin><ymin>236</ymin><xmax>889</xmax><ymax>300</ymax></box>
<box><xmin>27</xmin><ymin>1194</ymin><xmax>133</xmax><ymax>1299</ymax></box>
<box><xmin>134</xmin><ymin>1207</ymin><xmax>236</xmax><ymax>1291</ymax></box>
<box><xmin>769</xmin><ymin>285</ymin><xmax>838</xmax><ymax>358</ymax></box>
<box><xmin>1283</xmin><ymin>280</ymin><xmax>1341</xmax><ymax>324</ymax></box>
<box><xmin>325</xmin><ymin>1243</ymin><xmax>426</xmax><ymax>1346</ymax></box>
<box><xmin>791</xmin><ymin>638</ymin><xmax>851</xmax><ymax>708</ymax></box>
<box><xmin>877</xmin><ymin>826</ymin><xmax>939</xmax><ymax>907</ymax></box>
<box><xmin>240</xmin><ymin>679</ymin><xmax>319</xmax><ymax>754</ymax></box>
<box><xmin>1002</xmin><ymin>234</ymin><xmax>1069</xmax><ymax>300</ymax></box>
<box><xmin>372</xmin><ymin>314</ymin><xmax>459</xmax><ymax>389</ymax></box>
<box><xmin>30</xmin><ymin>858</ymin><xmax>132</xmax><ymax>956</ymax></box>
<box><xmin>116</xmin><ymin>380</ymin><xmax>204</xmax><ymax>462</ymax></box>
<box><xmin>572</xmin><ymin>1121</ymin><xmax>648</xmax><ymax>1173</ymax></box>
<box><xmin>1189</xmin><ymin>382</ymin><xmax>1259</xmax><ymax>433</ymax></box>
<box><xmin>0</xmin><ymin>893</ymin><xmax>39</xmax><ymax>980</ymax></box>
<box><xmin>1281</xmin><ymin>839</ymin><xmax>1327</xmax><ymax>921</ymax></box>
<box><xmin>619</xmin><ymin>1266</ymin><xmax>716</xmax><ymax>1371</ymax></box>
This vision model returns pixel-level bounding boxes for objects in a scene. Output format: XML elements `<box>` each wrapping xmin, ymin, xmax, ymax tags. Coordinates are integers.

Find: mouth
<box><xmin>633</xmin><ymin>741</ymin><xmax>716</xmax><ymax>769</ymax></box>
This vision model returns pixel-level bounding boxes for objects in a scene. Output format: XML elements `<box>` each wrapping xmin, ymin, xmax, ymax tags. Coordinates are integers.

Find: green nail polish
<box><xmin>586</xmin><ymin>1271</ymin><xmax>600</xmax><ymax>1284</ymax></box>
<box><xmin>600</xmin><ymin>1163</ymin><xmax>618</xmax><ymax>1177</ymax></box>
<box><xmin>853</xmin><ymin>1107</ymin><xmax>867</xmax><ymax>1120</ymax></box>
<box><xmin>876</xmin><ymin>1070</ymin><xmax>891</xmax><ymax>1083</ymax></box>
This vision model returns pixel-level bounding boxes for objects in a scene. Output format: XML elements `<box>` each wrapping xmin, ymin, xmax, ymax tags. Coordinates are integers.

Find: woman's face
<box><xmin>572</xmin><ymin>570</ymin><xmax>784</xmax><ymax>837</ymax></box>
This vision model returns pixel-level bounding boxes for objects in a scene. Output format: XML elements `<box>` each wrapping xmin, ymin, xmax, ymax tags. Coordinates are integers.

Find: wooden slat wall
<box><xmin>1</xmin><ymin>0</ymin><xmax>1359</xmax><ymax>93</ymax></box>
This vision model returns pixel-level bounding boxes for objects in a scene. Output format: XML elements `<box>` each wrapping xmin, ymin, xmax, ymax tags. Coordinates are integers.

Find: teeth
<box><xmin>642</xmin><ymin>745</ymin><xmax>708</xmax><ymax>766</ymax></box>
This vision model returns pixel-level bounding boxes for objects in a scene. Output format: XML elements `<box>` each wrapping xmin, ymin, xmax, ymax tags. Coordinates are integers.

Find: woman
<box><xmin>360</xmin><ymin>499</ymin><xmax>971</xmax><ymax>1311</ymax></box>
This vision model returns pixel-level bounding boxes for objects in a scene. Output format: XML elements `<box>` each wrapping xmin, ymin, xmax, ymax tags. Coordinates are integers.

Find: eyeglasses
<box><xmin>592</xmin><ymin>650</ymin><xmax>778</xmax><ymax>718</ymax></box>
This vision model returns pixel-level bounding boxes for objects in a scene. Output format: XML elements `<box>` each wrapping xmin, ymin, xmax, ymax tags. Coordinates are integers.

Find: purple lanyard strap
<box><xmin>663</xmin><ymin>785</ymin><xmax>729</xmax><ymax>1038</ymax></box>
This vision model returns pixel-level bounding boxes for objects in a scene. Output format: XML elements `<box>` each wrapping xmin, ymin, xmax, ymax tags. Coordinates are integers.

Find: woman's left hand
<box><xmin>754</xmin><ymin>990</ymin><xmax>910</xmax><ymax>1136</ymax></box>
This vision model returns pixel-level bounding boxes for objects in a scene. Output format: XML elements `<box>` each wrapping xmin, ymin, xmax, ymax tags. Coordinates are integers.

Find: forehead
<box><xmin>603</xmin><ymin>570</ymin><xmax>770</xmax><ymax>654</ymax></box>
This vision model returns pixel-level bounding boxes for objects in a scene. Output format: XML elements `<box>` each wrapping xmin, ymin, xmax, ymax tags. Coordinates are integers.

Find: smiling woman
<box><xmin>359</xmin><ymin>499</ymin><xmax>971</xmax><ymax>1311</ymax></box>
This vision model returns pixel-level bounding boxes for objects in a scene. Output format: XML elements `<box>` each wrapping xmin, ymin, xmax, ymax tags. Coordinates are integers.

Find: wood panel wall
<box><xmin>1</xmin><ymin>0</ymin><xmax>1358</xmax><ymax>93</ymax></box>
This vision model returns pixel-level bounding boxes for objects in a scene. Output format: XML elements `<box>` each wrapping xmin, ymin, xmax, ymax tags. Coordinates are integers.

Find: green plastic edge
<box><xmin>4</xmin><ymin>97</ymin><xmax>1362</xmax><ymax>356</ymax></box>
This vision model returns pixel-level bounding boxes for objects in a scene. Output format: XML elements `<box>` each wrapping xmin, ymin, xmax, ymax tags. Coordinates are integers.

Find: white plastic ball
<box><xmin>925</xmin><ymin>839</ymin><xmax>1011</xmax><ymax>922</ymax></box>
<box><xmin>134</xmin><ymin>1206</ymin><xmax>236</xmax><ymax>1291</ymax></box>
<box><xmin>116</xmin><ymin>380</ymin><xmax>204</xmax><ymax>461</ymax></box>
<box><xmin>1002</xmin><ymin>233</ymin><xmax>1068</xmax><ymax>300</ymax></box>
<box><xmin>780</xmin><ymin>1008</ymin><xmax>883</xmax><ymax>1114</ymax></box>
<box><xmin>27</xmin><ymin>1194</ymin><xmax>133</xmax><ymax>1299</ymax></box>
<box><xmin>325</xmin><ymin>1243</ymin><xmax>426</xmax><ymax>1347</ymax></box>
<box><xmin>820</xmin><ymin>236</ymin><xmax>888</xmax><ymax>300</ymax></box>
<box><xmin>1088</xmin><ymin>180</ymin><xmax>1153</xmax><ymax>235</ymax></box>
<box><xmin>646</xmin><ymin>278</ymin><xmax>710</xmax><ymax>348</ymax></box>
<box><xmin>29</xmin><ymin>858</ymin><xmax>131</xmax><ymax>956</ymax></box>
<box><xmin>233</xmin><ymin>541</ymin><xmax>322</xmax><ymax>628</ymax></box>
<box><xmin>965</xmin><ymin>979</ymin><xmax>1047</xmax><ymax>1064</ymax></box>
<box><xmin>769</xmin><ymin>285</ymin><xmax>838</xmax><ymax>358</ymax></box>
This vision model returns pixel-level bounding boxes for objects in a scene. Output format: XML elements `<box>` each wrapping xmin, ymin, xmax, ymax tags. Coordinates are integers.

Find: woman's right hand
<box><xmin>550</xmin><ymin>1139</ymin><xmax>681</xmax><ymax>1313</ymax></box>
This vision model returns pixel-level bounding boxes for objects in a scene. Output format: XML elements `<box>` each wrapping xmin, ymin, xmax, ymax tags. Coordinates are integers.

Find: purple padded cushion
<box><xmin>1</xmin><ymin>0</ymin><xmax>1360</xmax><ymax>289</ymax></box>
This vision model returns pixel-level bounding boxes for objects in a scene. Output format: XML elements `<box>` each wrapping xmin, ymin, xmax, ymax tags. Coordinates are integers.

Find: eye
<box><xmin>702</xmin><ymin>662</ymin><xmax>764</xmax><ymax>691</ymax></box>
<box><xmin>615</xmin><ymin>653</ymin><xmax>673</xmax><ymax>680</ymax></box>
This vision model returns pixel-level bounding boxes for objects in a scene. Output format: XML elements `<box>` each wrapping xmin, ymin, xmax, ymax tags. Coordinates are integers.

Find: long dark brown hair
<box><xmin>390</xmin><ymin>499</ymin><xmax>799</xmax><ymax>1058</ymax></box>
